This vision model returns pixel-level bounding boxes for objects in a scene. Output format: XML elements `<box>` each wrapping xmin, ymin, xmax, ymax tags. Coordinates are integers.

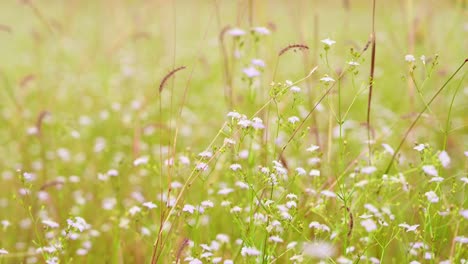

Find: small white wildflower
<box><xmin>216</xmin><ymin>234</ymin><xmax>230</xmax><ymax>243</ymax></box>
<box><xmin>414</xmin><ymin>144</ymin><xmax>425</xmax><ymax>152</ymax></box>
<box><xmin>128</xmin><ymin>206</ymin><xmax>141</xmax><ymax>216</ymax></box>
<box><xmin>320</xmin><ymin>75</ymin><xmax>335</xmax><ymax>83</ymax></box>
<box><xmin>302</xmin><ymin>241</ymin><xmax>335</xmax><ymax>259</ymax></box>
<box><xmin>420</xmin><ymin>55</ymin><xmax>426</xmax><ymax>64</ymax></box>
<box><xmin>269</xmin><ymin>235</ymin><xmax>283</xmax><ymax>243</ymax></box>
<box><xmin>142</xmin><ymin>201</ymin><xmax>157</xmax><ymax>209</ymax></box>
<box><xmin>67</xmin><ymin>217</ymin><xmax>89</xmax><ymax>232</ymax></box>
<box><xmin>252</xmin><ymin>26</ymin><xmax>270</xmax><ymax>35</ymax></box>
<box><xmin>460</xmin><ymin>209</ymin><xmax>468</xmax><ymax>219</ymax></box>
<box><xmin>286</xmin><ymin>200</ymin><xmax>297</xmax><ymax>208</ymax></box>
<box><xmin>218</xmin><ymin>188</ymin><xmax>234</xmax><ymax>195</ymax></box>
<box><xmin>290</xmin><ymin>86</ymin><xmax>301</xmax><ymax>93</ymax></box>
<box><xmin>382</xmin><ymin>144</ymin><xmax>395</xmax><ymax>155</ymax></box>
<box><xmin>183</xmin><ymin>204</ymin><xmax>196</xmax><ymax>214</ymax></box>
<box><xmin>461</xmin><ymin>177</ymin><xmax>468</xmax><ymax>184</ymax></box>
<box><xmin>455</xmin><ymin>236</ymin><xmax>468</xmax><ymax>244</ymax></box>
<box><xmin>306</xmin><ymin>145</ymin><xmax>320</xmax><ymax>152</ymax></box>
<box><xmin>295</xmin><ymin>167</ymin><xmax>306</xmax><ymax>176</ymax></box>
<box><xmin>348</xmin><ymin>61</ymin><xmax>360</xmax><ymax>66</ymax></box>
<box><xmin>227</xmin><ymin>111</ymin><xmax>242</xmax><ymax>119</ymax></box>
<box><xmin>309</xmin><ymin>222</ymin><xmax>330</xmax><ymax>232</ymax></box>
<box><xmin>198</xmin><ymin>151</ymin><xmax>213</xmax><ymax>158</ymax></box>
<box><xmin>288</xmin><ymin>116</ymin><xmax>300</xmax><ymax>124</ymax></box>
<box><xmin>133</xmin><ymin>156</ymin><xmax>149</xmax><ymax>166</ymax></box>
<box><xmin>237</xmin><ymin>118</ymin><xmax>252</xmax><ymax>128</ymax></box>
<box><xmin>309</xmin><ymin>169</ymin><xmax>320</xmax><ymax>177</ymax></box>
<box><xmin>286</xmin><ymin>193</ymin><xmax>298</xmax><ymax>200</ymax></box>
<box><xmin>438</xmin><ymin>151</ymin><xmax>451</xmax><ymax>168</ymax></box>
<box><xmin>230</xmin><ymin>164</ymin><xmax>242</xmax><ymax>171</ymax></box>
<box><xmin>287</xmin><ymin>241</ymin><xmax>298</xmax><ymax>249</ymax></box>
<box><xmin>251</xmin><ymin>117</ymin><xmax>265</xmax><ymax>130</ymax></box>
<box><xmin>425</xmin><ymin>191</ymin><xmax>439</xmax><ymax>203</ymax></box>
<box><xmin>321</xmin><ymin>190</ymin><xmax>336</xmax><ymax>198</ymax></box>
<box><xmin>223</xmin><ymin>138</ymin><xmax>236</xmax><ymax>145</ymax></box>
<box><xmin>405</xmin><ymin>54</ymin><xmax>416</xmax><ymax>62</ymax></box>
<box><xmin>398</xmin><ymin>223</ymin><xmax>419</xmax><ymax>232</ymax></box>
<box><xmin>361</xmin><ymin>219</ymin><xmax>378</xmax><ymax>232</ymax></box>
<box><xmin>321</xmin><ymin>38</ymin><xmax>336</xmax><ymax>47</ymax></box>
<box><xmin>243</xmin><ymin>66</ymin><xmax>260</xmax><ymax>78</ymax></box>
<box><xmin>42</xmin><ymin>220</ymin><xmax>59</xmax><ymax>229</ymax></box>
<box><xmin>195</xmin><ymin>162</ymin><xmax>208</xmax><ymax>171</ymax></box>
<box><xmin>422</xmin><ymin>165</ymin><xmax>438</xmax><ymax>177</ymax></box>
<box><xmin>0</xmin><ymin>248</ymin><xmax>8</xmax><ymax>255</ymax></box>
<box><xmin>361</xmin><ymin>166</ymin><xmax>377</xmax><ymax>174</ymax></box>
<box><xmin>227</xmin><ymin>28</ymin><xmax>245</xmax><ymax>36</ymax></box>
<box><xmin>241</xmin><ymin>246</ymin><xmax>261</xmax><ymax>256</ymax></box>
<box><xmin>429</xmin><ymin>177</ymin><xmax>444</xmax><ymax>183</ymax></box>
<box><xmin>201</xmin><ymin>200</ymin><xmax>214</xmax><ymax>208</ymax></box>
<box><xmin>189</xmin><ymin>258</ymin><xmax>203</xmax><ymax>264</ymax></box>
<box><xmin>251</xmin><ymin>58</ymin><xmax>266</xmax><ymax>67</ymax></box>
<box><xmin>230</xmin><ymin>206</ymin><xmax>242</xmax><ymax>213</ymax></box>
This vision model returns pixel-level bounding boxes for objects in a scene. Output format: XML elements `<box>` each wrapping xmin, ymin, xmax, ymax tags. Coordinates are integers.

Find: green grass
<box><xmin>0</xmin><ymin>0</ymin><xmax>467</xmax><ymax>263</ymax></box>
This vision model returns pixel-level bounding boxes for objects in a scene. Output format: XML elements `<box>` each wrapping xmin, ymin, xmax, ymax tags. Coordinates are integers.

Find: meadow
<box><xmin>0</xmin><ymin>0</ymin><xmax>467</xmax><ymax>263</ymax></box>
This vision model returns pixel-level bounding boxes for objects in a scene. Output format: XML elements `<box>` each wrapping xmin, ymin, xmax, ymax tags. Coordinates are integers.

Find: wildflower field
<box><xmin>0</xmin><ymin>0</ymin><xmax>467</xmax><ymax>263</ymax></box>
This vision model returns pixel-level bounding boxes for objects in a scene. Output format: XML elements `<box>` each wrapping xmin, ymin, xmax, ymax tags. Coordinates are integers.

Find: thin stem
<box><xmin>384</xmin><ymin>58</ymin><xmax>467</xmax><ymax>174</ymax></box>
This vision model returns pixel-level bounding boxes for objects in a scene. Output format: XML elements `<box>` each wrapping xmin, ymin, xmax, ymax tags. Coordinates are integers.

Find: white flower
<box><xmin>133</xmin><ymin>156</ymin><xmax>149</xmax><ymax>166</ymax></box>
<box><xmin>67</xmin><ymin>217</ymin><xmax>90</xmax><ymax>232</ymax></box>
<box><xmin>252</xmin><ymin>117</ymin><xmax>265</xmax><ymax>130</ymax></box>
<box><xmin>42</xmin><ymin>219</ymin><xmax>59</xmax><ymax>229</ymax></box>
<box><xmin>218</xmin><ymin>188</ymin><xmax>234</xmax><ymax>195</ymax></box>
<box><xmin>405</xmin><ymin>54</ymin><xmax>416</xmax><ymax>62</ymax></box>
<box><xmin>0</xmin><ymin>248</ymin><xmax>8</xmax><ymax>255</ymax></box>
<box><xmin>309</xmin><ymin>221</ymin><xmax>330</xmax><ymax>232</ymax></box>
<box><xmin>230</xmin><ymin>164</ymin><xmax>242</xmax><ymax>171</ymax></box>
<box><xmin>309</xmin><ymin>169</ymin><xmax>320</xmax><ymax>177</ymax></box>
<box><xmin>321</xmin><ymin>190</ymin><xmax>336</xmax><ymax>198</ymax></box>
<box><xmin>288</xmin><ymin>116</ymin><xmax>300</xmax><ymax>124</ymax></box>
<box><xmin>420</xmin><ymin>55</ymin><xmax>426</xmax><ymax>64</ymax></box>
<box><xmin>230</xmin><ymin>206</ymin><xmax>242</xmax><ymax>213</ymax></box>
<box><xmin>455</xmin><ymin>236</ymin><xmax>468</xmax><ymax>244</ymax></box>
<box><xmin>201</xmin><ymin>200</ymin><xmax>214</xmax><ymax>208</ymax></box>
<box><xmin>227</xmin><ymin>28</ymin><xmax>245</xmax><ymax>36</ymax></box>
<box><xmin>183</xmin><ymin>204</ymin><xmax>196</xmax><ymax>214</ymax></box>
<box><xmin>269</xmin><ymin>235</ymin><xmax>284</xmax><ymax>243</ymax></box>
<box><xmin>460</xmin><ymin>209</ymin><xmax>468</xmax><ymax>219</ymax></box>
<box><xmin>429</xmin><ymin>177</ymin><xmax>444</xmax><ymax>183</ymax></box>
<box><xmin>438</xmin><ymin>151</ymin><xmax>451</xmax><ymax>168</ymax></box>
<box><xmin>143</xmin><ymin>201</ymin><xmax>157</xmax><ymax>209</ymax></box>
<box><xmin>241</xmin><ymin>246</ymin><xmax>261</xmax><ymax>256</ymax></box>
<box><xmin>461</xmin><ymin>177</ymin><xmax>468</xmax><ymax>184</ymax></box>
<box><xmin>302</xmin><ymin>241</ymin><xmax>335</xmax><ymax>259</ymax></box>
<box><xmin>251</xmin><ymin>58</ymin><xmax>266</xmax><ymax>67</ymax></box>
<box><xmin>306</xmin><ymin>145</ymin><xmax>320</xmax><ymax>152</ymax></box>
<box><xmin>196</xmin><ymin>162</ymin><xmax>208</xmax><ymax>171</ymax></box>
<box><xmin>237</xmin><ymin>118</ymin><xmax>252</xmax><ymax>128</ymax></box>
<box><xmin>382</xmin><ymin>144</ymin><xmax>395</xmax><ymax>155</ymax></box>
<box><xmin>290</xmin><ymin>86</ymin><xmax>301</xmax><ymax>93</ymax></box>
<box><xmin>227</xmin><ymin>111</ymin><xmax>242</xmax><ymax>119</ymax></box>
<box><xmin>361</xmin><ymin>219</ymin><xmax>377</xmax><ymax>232</ymax></box>
<box><xmin>320</xmin><ymin>75</ymin><xmax>335</xmax><ymax>83</ymax></box>
<box><xmin>414</xmin><ymin>144</ymin><xmax>425</xmax><ymax>152</ymax></box>
<box><xmin>243</xmin><ymin>66</ymin><xmax>260</xmax><ymax>78</ymax></box>
<box><xmin>398</xmin><ymin>223</ymin><xmax>419</xmax><ymax>232</ymax></box>
<box><xmin>198</xmin><ymin>151</ymin><xmax>213</xmax><ymax>158</ymax></box>
<box><xmin>425</xmin><ymin>191</ymin><xmax>439</xmax><ymax>203</ymax></box>
<box><xmin>295</xmin><ymin>167</ymin><xmax>306</xmax><ymax>175</ymax></box>
<box><xmin>129</xmin><ymin>206</ymin><xmax>141</xmax><ymax>216</ymax></box>
<box><xmin>321</xmin><ymin>38</ymin><xmax>336</xmax><ymax>47</ymax></box>
<box><xmin>348</xmin><ymin>61</ymin><xmax>360</xmax><ymax>66</ymax></box>
<box><xmin>235</xmin><ymin>181</ymin><xmax>249</xmax><ymax>189</ymax></box>
<box><xmin>252</xmin><ymin>26</ymin><xmax>270</xmax><ymax>35</ymax></box>
<box><xmin>361</xmin><ymin>166</ymin><xmax>377</xmax><ymax>174</ymax></box>
<box><xmin>189</xmin><ymin>258</ymin><xmax>203</xmax><ymax>264</ymax></box>
<box><xmin>422</xmin><ymin>165</ymin><xmax>438</xmax><ymax>177</ymax></box>
<box><xmin>286</xmin><ymin>193</ymin><xmax>298</xmax><ymax>200</ymax></box>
